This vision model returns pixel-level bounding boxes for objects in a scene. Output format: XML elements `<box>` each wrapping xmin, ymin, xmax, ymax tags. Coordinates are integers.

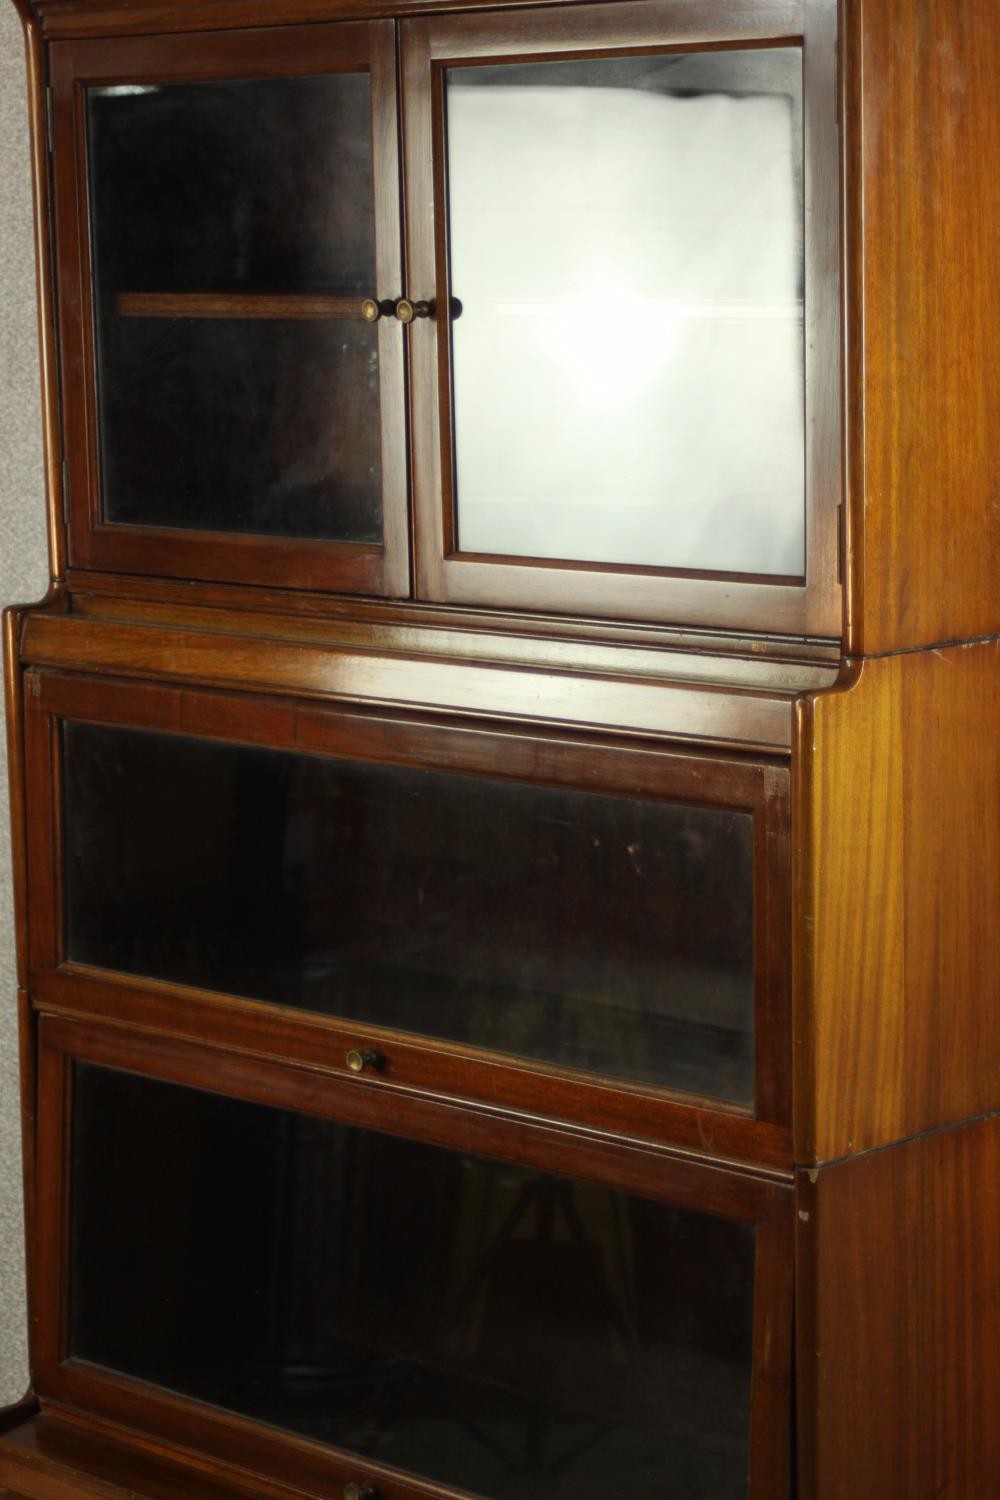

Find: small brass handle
<box><xmin>361</xmin><ymin>298</ymin><xmax>396</xmax><ymax>323</ymax></box>
<box><xmin>394</xmin><ymin>297</ymin><xmax>432</xmax><ymax>323</ymax></box>
<box><xmin>346</xmin><ymin>1048</ymin><xmax>381</xmax><ymax>1075</ymax></box>
<box><xmin>344</xmin><ymin>1485</ymin><xmax>377</xmax><ymax>1500</ymax></box>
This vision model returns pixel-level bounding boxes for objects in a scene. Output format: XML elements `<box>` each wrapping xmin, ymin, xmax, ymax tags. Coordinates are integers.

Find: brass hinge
<box><xmin>61</xmin><ymin>458</ymin><xmax>70</xmax><ymax>526</ymax></box>
<box><xmin>836</xmin><ymin>503</ymin><xmax>845</xmax><ymax>582</ymax></box>
<box><xmin>45</xmin><ymin>86</ymin><xmax>54</xmax><ymax>153</ymax></box>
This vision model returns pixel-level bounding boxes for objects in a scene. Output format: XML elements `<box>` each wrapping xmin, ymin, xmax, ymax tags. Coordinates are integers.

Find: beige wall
<box><xmin>1</xmin><ymin>4</ymin><xmax>49</xmax><ymax>1403</ymax></box>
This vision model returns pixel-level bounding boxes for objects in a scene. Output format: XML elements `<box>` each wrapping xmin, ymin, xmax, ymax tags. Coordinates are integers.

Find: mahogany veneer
<box><xmin>2</xmin><ymin>0</ymin><xmax>998</xmax><ymax>1492</ymax></box>
<box><xmin>797</xmin><ymin>1114</ymin><xmax>1000</xmax><ymax>1497</ymax></box>
<box><xmin>795</xmin><ymin>639</ymin><xmax>1000</xmax><ymax>1163</ymax></box>
<box><xmin>841</xmin><ymin>0</ymin><xmax>1000</xmax><ymax>655</ymax></box>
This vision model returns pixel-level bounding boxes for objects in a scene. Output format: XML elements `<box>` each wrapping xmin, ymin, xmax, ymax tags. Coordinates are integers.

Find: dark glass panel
<box><xmin>87</xmin><ymin>75</ymin><xmax>375</xmax><ymax>296</ymax></box>
<box><xmin>62</xmin><ymin>723</ymin><xmax>755</xmax><ymax>1104</ymax></box>
<box><xmin>96</xmin><ymin>315</ymin><xmax>381</xmax><ymax>540</ymax></box>
<box><xmin>70</xmin><ymin>1063</ymin><xmax>756</xmax><ymax>1499</ymax></box>
<box><xmin>85</xmin><ymin>73</ymin><xmax>382</xmax><ymax>540</ymax></box>
<box><xmin>447</xmin><ymin>48</ymin><xmax>804</xmax><ymax>576</ymax></box>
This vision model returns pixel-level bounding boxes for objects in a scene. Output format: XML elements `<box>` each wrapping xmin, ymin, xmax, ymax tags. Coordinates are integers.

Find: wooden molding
<box><xmin>20</xmin><ymin>611</ymin><xmax>812</xmax><ymax>751</ymax></box>
<box><xmin>24</xmin><ymin>0</ymin><xmax>804</xmax><ymax>41</ymax></box>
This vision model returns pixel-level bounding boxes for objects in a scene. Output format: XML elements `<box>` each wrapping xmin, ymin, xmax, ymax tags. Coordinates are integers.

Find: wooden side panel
<box><xmin>795</xmin><ymin>638</ymin><xmax>1000</xmax><ymax>1161</ymax></box>
<box><xmin>796</xmin><ymin>1115</ymin><xmax>1000</xmax><ymax>1498</ymax></box>
<box><xmin>843</xmin><ymin>0</ymin><xmax>1000</xmax><ymax>653</ymax></box>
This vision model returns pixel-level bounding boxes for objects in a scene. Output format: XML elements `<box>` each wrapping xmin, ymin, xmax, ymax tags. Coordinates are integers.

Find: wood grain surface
<box><xmin>0</xmin><ymin>1409</ymin><xmax>330</xmax><ymax>1500</ymax></box>
<box><xmin>63</xmin><ymin>570</ymin><xmax>843</xmax><ymax>667</ymax></box>
<box><xmin>795</xmin><ymin>637</ymin><xmax>1000</xmax><ymax>1162</ymax></box>
<box><xmin>842</xmin><ymin>0</ymin><xmax>1000</xmax><ymax>654</ymax></box>
<box><xmin>19</xmin><ymin>612</ymin><xmax>805</xmax><ymax>751</ymax></box>
<box><xmin>797</xmin><ymin>1114</ymin><xmax>1000</xmax><ymax>1498</ymax></box>
<box><xmin>28</xmin><ymin>0</ymin><xmax>803</xmax><ymax>42</ymax></box>
<box><xmin>115</xmin><ymin>292</ymin><xmax>374</xmax><ymax>320</ymax></box>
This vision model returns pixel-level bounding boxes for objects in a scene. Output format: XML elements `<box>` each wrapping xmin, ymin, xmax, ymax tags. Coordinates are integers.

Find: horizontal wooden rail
<box><xmin>116</xmin><ymin>291</ymin><xmax>371</xmax><ymax>320</ymax></box>
<box><xmin>20</xmin><ymin>611</ymin><xmax>801</xmax><ymax>751</ymax></box>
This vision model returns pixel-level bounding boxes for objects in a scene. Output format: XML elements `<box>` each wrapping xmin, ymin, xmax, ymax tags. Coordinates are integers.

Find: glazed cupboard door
<box><xmin>49</xmin><ymin>23</ymin><xmax>409</xmax><ymax>596</ymax></box>
<box><xmin>34</xmin><ymin>1018</ymin><xmax>794</xmax><ymax>1500</ymax></box>
<box><xmin>402</xmin><ymin>0</ymin><xmax>841</xmax><ymax>634</ymax></box>
<box><xmin>24</xmin><ymin>671</ymin><xmax>791</xmax><ymax>1166</ymax></box>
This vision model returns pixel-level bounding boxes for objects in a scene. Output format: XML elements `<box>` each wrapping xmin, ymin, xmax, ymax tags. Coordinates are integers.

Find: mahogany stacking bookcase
<box><xmin>1</xmin><ymin>0</ymin><xmax>997</xmax><ymax>1495</ymax></box>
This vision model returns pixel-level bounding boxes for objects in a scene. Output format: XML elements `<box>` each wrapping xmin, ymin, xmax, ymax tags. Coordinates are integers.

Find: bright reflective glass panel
<box><xmin>70</xmin><ymin>1063</ymin><xmax>757</xmax><ymax>1499</ymax></box>
<box><xmin>447</xmin><ymin>48</ymin><xmax>805</xmax><ymax>576</ymax></box>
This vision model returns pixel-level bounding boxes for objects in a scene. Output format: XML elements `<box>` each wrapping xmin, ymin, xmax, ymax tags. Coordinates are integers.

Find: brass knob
<box><xmin>394</xmin><ymin>297</ymin><xmax>432</xmax><ymax>323</ymax></box>
<box><xmin>344</xmin><ymin>1485</ymin><xmax>377</xmax><ymax>1500</ymax></box>
<box><xmin>361</xmin><ymin>298</ymin><xmax>398</xmax><ymax>323</ymax></box>
<box><xmin>346</xmin><ymin>1048</ymin><xmax>380</xmax><ymax>1074</ymax></box>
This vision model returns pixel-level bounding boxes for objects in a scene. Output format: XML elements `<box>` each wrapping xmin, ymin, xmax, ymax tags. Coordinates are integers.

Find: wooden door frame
<box><xmin>33</xmin><ymin>1013</ymin><xmax>795</xmax><ymax>1500</ymax></box>
<box><xmin>49</xmin><ymin>21</ymin><xmax>410</xmax><ymax>598</ymax></box>
<box><xmin>23</xmin><ymin>667</ymin><xmax>792</xmax><ymax>1165</ymax></box>
<box><xmin>401</xmin><ymin>0</ymin><xmax>842</xmax><ymax>637</ymax></box>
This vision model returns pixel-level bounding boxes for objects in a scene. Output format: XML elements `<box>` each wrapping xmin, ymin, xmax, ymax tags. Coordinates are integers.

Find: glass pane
<box><xmin>70</xmin><ymin>1063</ymin><xmax>757</xmax><ymax>1500</ymax></box>
<box><xmin>62</xmin><ymin>723</ymin><xmax>756</xmax><ymax>1105</ymax></box>
<box><xmin>86</xmin><ymin>73</ymin><xmax>382</xmax><ymax>541</ymax></box>
<box><xmin>96</xmin><ymin>317</ymin><xmax>381</xmax><ymax>540</ymax></box>
<box><xmin>447</xmin><ymin>48</ymin><xmax>804</xmax><ymax>576</ymax></box>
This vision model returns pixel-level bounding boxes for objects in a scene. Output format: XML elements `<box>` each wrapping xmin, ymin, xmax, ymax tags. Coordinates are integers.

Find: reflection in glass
<box><xmin>87</xmin><ymin>75</ymin><xmax>375</xmax><ymax>298</ymax></box>
<box><xmin>447</xmin><ymin>49</ymin><xmax>805</xmax><ymax>575</ymax></box>
<box><xmin>71</xmin><ymin>1063</ymin><xmax>757</xmax><ymax>1499</ymax></box>
<box><xmin>62</xmin><ymin>724</ymin><xmax>756</xmax><ymax>1104</ymax></box>
<box><xmin>86</xmin><ymin>74</ymin><xmax>383</xmax><ymax>540</ymax></box>
<box><xmin>96</xmin><ymin>316</ymin><xmax>381</xmax><ymax>539</ymax></box>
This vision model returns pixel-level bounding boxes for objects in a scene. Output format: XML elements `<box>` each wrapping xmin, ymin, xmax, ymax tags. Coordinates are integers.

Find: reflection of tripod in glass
<box><xmin>445</xmin><ymin>1169</ymin><xmax>642</xmax><ymax>1478</ymax></box>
